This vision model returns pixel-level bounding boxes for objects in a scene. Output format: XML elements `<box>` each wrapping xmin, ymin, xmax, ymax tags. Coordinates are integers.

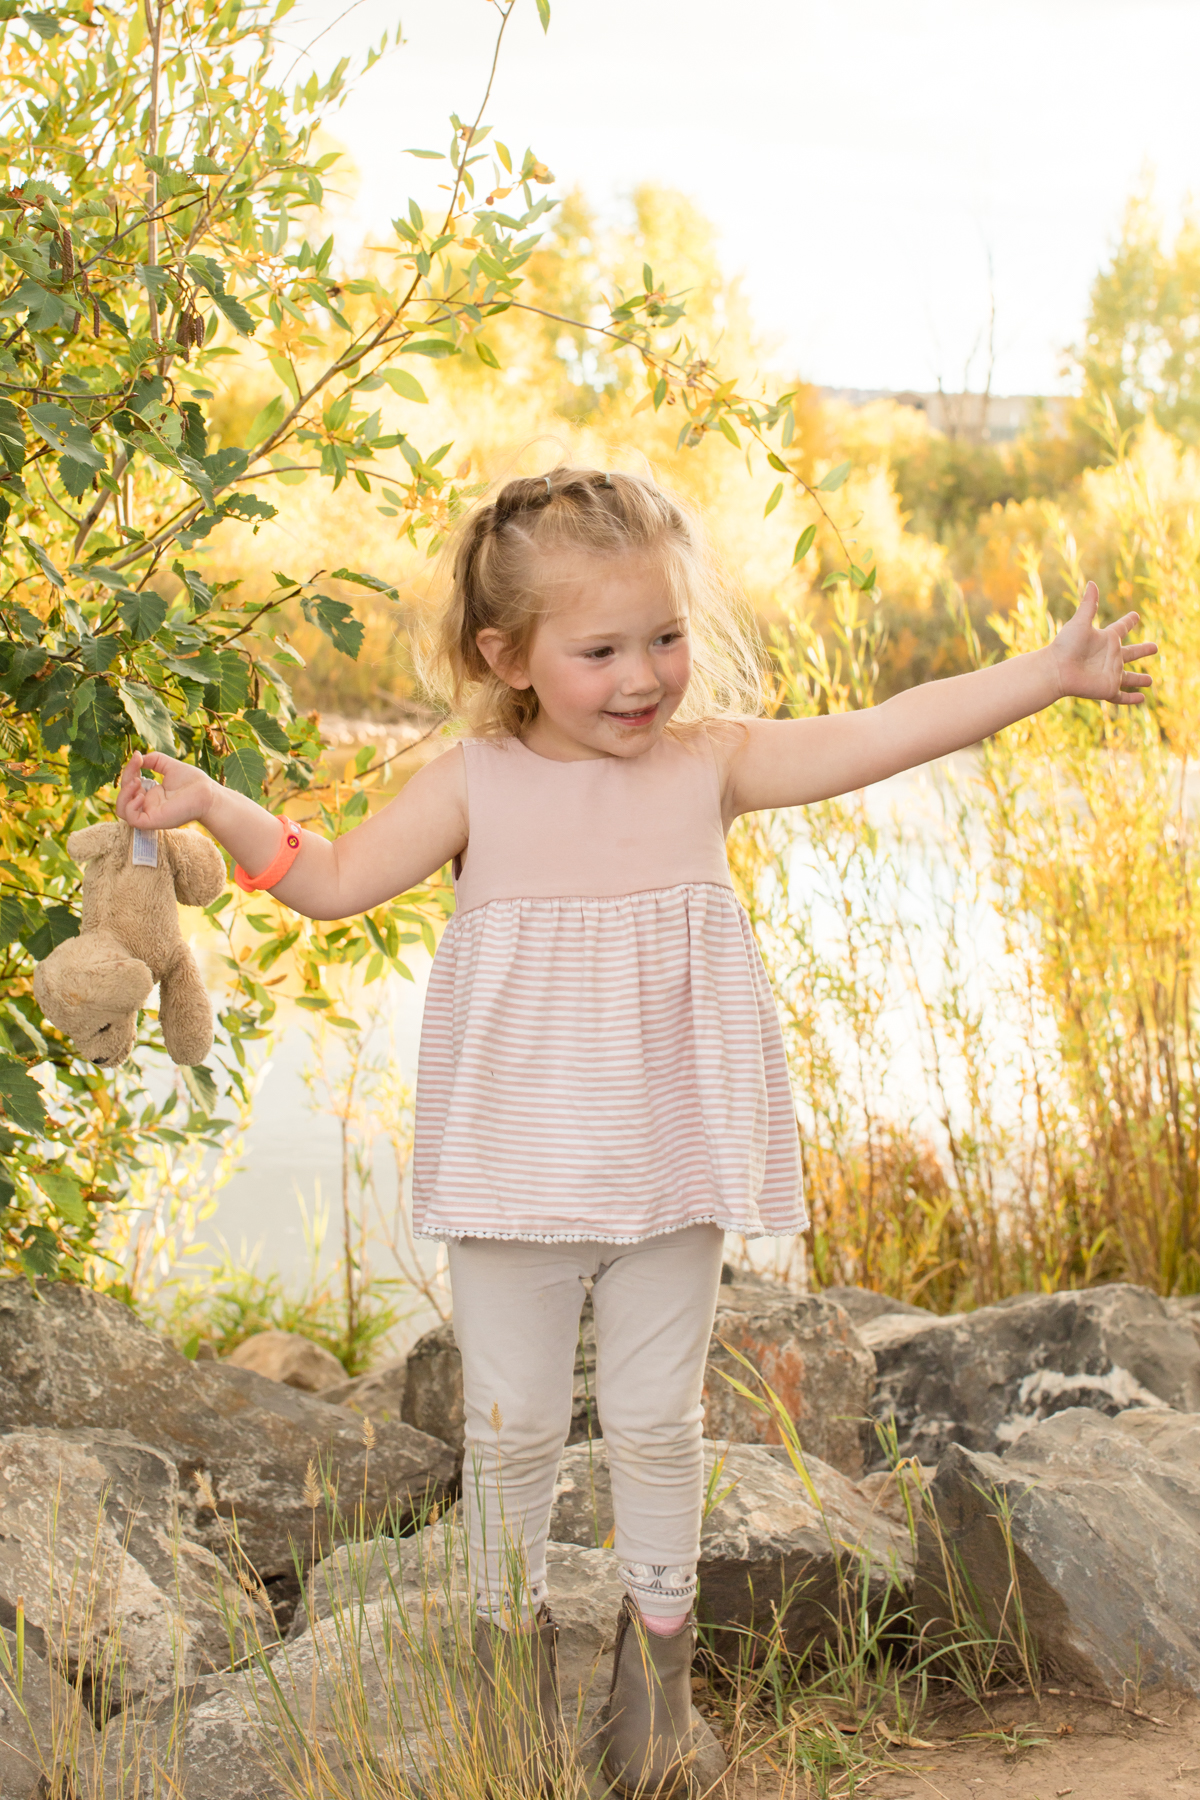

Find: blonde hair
<box><xmin>420</xmin><ymin>464</ymin><xmax>766</xmax><ymax>737</ymax></box>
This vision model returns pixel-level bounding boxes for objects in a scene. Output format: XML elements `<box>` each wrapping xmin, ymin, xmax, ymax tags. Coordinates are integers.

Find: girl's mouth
<box><xmin>604</xmin><ymin>704</ymin><xmax>659</xmax><ymax>727</ymax></box>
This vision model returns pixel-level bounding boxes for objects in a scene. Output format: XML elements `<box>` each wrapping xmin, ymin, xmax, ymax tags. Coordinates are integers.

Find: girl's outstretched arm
<box><xmin>723</xmin><ymin>583</ymin><xmax>1157</xmax><ymax>819</ymax></box>
<box><xmin>115</xmin><ymin>744</ymin><xmax>468</xmax><ymax>920</ymax></box>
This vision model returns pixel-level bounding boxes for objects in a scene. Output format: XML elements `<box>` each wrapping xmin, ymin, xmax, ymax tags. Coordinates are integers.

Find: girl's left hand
<box><xmin>1051</xmin><ymin>581</ymin><xmax>1158</xmax><ymax>705</ymax></box>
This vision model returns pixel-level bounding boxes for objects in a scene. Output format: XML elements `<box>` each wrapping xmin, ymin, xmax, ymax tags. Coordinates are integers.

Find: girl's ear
<box><xmin>476</xmin><ymin>628</ymin><xmax>533</xmax><ymax>690</ymax></box>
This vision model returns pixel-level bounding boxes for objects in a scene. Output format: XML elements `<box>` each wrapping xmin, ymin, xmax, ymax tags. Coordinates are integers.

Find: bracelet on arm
<box><xmin>234</xmin><ymin>817</ymin><xmax>305</xmax><ymax>893</ymax></box>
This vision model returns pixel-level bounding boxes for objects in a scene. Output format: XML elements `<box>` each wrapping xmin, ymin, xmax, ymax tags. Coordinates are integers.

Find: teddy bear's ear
<box><xmin>66</xmin><ymin>822</ymin><xmax>122</xmax><ymax>865</ymax></box>
<box><xmin>34</xmin><ymin>933</ymin><xmax>154</xmax><ymax>1020</ymax></box>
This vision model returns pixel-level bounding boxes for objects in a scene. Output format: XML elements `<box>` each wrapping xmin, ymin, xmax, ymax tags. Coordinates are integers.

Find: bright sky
<box><xmin>287</xmin><ymin>0</ymin><xmax>1200</xmax><ymax>397</ymax></box>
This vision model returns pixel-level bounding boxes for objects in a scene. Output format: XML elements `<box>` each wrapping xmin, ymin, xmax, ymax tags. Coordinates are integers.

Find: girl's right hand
<box><xmin>117</xmin><ymin>750</ymin><xmax>216</xmax><ymax>831</ymax></box>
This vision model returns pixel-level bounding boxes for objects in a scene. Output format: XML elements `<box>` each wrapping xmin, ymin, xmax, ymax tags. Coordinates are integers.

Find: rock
<box><xmin>550</xmin><ymin>1439</ymin><xmax>911</xmax><ymax>1657</ymax></box>
<box><xmin>224</xmin><ymin>1330</ymin><xmax>345</xmax><ymax>1393</ymax></box>
<box><xmin>401</xmin><ymin>1308</ymin><xmax>600</xmax><ymax>1455</ymax></box>
<box><xmin>293</xmin><ymin>1521</ymin><xmax>725</xmax><ymax>1790</ymax></box>
<box><xmin>0</xmin><ymin>1427</ymin><xmax>266</xmax><ymax>1710</ymax></box>
<box><xmin>320</xmin><ymin>1355</ymin><xmax>407</xmax><ymax>1421</ymax></box>
<box><xmin>863</xmin><ymin>1282</ymin><xmax>1200</xmax><ymax>1469</ymax></box>
<box><xmin>819</xmin><ymin>1285</ymin><xmax>933</xmax><ymax>1326</ymax></box>
<box><xmin>0</xmin><ymin>1625</ymin><xmax>96</xmax><ymax>1800</ymax></box>
<box><xmin>93</xmin><ymin>1672</ymin><xmax>291</xmax><ymax>1800</ymax></box>
<box><xmin>916</xmin><ymin>1406</ymin><xmax>1200</xmax><ymax>1697</ymax></box>
<box><xmin>0</xmin><ymin>1279</ymin><xmax>457</xmax><ymax>1584</ymax></box>
<box><xmin>1164</xmin><ymin>1294</ymin><xmax>1200</xmax><ymax>1350</ymax></box>
<box><xmin>704</xmin><ymin>1287</ymin><xmax>875</xmax><ymax>1476</ymax></box>
<box><xmin>400</xmin><ymin>1321</ymin><xmax>467</xmax><ymax>1451</ymax></box>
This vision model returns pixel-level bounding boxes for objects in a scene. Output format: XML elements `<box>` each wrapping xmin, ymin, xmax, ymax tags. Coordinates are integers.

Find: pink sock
<box><xmin>639</xmin><ymin>1611</ymin><xmax>690</xmax><ymax>1636</ymax></box>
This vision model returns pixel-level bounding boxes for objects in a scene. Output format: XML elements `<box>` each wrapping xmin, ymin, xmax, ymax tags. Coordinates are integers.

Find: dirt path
<box><xmin>726</xmin><ymin>1692</ymin><xmax>1200</xmax><ymax>1799</ymax></box>
<box><xmin>867</xmin><ymin>1691</ymin><xmax>1200</xmax><ymax>1800</ymax></box>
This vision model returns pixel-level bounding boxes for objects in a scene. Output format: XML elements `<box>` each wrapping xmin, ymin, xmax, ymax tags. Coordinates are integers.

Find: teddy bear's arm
<box><xmin>164</xmin><ymin>828</ymin><xmax>228</xmax><ymax>906</ymax></box>
<box><xmin>66</xmin><ymin>823</ymin><xmax>123</xmax><ymax>864</ymax></box>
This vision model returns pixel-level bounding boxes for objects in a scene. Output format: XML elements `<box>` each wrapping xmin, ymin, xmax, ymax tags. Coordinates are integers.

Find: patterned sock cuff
<box><xmin>618</xmin><ymin>1560</ymin><xmax>698</xmax><ymax>1617</ymax></box>
<box><xmin>475</xmin><ymin>1577</ymin><xmax>550</xmax><ymax>1627</ymax></box>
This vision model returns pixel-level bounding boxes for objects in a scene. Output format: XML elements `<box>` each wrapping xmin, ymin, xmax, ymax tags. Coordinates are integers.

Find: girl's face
<box><xmin>478</xmin><ymin>550</ymin><xmax>693</xmax><ymax>761</ymax></box>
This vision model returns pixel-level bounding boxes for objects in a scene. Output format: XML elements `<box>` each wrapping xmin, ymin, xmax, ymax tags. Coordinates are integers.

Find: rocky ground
<box><xmin>3</xmin><ymin>1270</ymin><xmax>1200</xmax><ymax>1797</ymax></box>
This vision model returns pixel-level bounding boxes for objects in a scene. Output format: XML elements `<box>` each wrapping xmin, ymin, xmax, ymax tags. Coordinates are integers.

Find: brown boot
<box><xmin>599</xmin><ymin>1599</ymin><xmax>697</xmax><ymax>1798</ymax></box>
<box><xmin>472</xmin><ymin>1602</ymin><xmax>564</xmax><ymax>1792</ymax></box>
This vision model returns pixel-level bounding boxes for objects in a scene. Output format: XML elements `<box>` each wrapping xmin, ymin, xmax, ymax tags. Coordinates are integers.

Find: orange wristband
<box><xmin>234</xmin><ymin>819</ymin><xmax>304</xmax><ymax>892</ymax></box>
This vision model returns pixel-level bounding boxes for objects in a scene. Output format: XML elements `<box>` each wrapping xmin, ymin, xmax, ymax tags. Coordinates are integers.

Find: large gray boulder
<box><xmin>0</xmin><ymin>1625</ymin><xmax>96</xmax><ymax>1800</ymax></box>
<box><xmin>704</xmin><ymin>1286</ymin><xmax>875</xmax><ymax>1476</ymax></box>
<box><xmin>0</xmin><ymin>1428</ymin><xmax>266</xmax><ymax>1710</ymax></box>
<box><xmin>224</xmin><ymin>1330</ymin><xmax>346</xmax><ymax>1393</ymax></box>
<box><xmin>550</xmin><ymin>1439</ymin><xmax>911</xmax><ymax>1657</ymax></box>
<box><xmin>0</xmin><ymin>1280</ymin><xmax>456</xmax><ymax>1583</ymax></box>
<box><xmin>863</xmin><ymin>1282</ymin><xmax>1200</xmax><ymax>1468</ymax></box>
<box><xmin>818</xmin><ymin>1285</ymin><xmax>933</xmax><ymax>1326</ymax></box>
<box><xmin>320</xmin><ymin>1355</ymin><xmax>407</xmax><ymax>1421</ymax></box>
<box><xmin>916</xmin><ymin>1406</ymin><xmax>1200</xmax><ymax>1698</ymax></box>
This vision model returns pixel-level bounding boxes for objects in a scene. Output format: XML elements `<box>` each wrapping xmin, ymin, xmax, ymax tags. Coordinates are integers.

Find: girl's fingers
<box><xmin>1121</xmin><ymin>639</ymin><xmax>1158</xmax><ymax>661</ymax></box>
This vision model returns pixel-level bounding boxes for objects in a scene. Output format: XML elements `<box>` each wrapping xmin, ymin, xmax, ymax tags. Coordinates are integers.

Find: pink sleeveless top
<box><xmin>411</xmin><ymin>732</ymin><xmax>806</xmax><ymax>1243</ymax></box>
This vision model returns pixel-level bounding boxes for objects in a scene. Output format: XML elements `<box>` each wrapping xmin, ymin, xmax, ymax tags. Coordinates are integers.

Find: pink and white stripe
<box><xmin>410</xmin><ymin>735</ymin><xmax>805</xmax><ymax>1245</ymax></box>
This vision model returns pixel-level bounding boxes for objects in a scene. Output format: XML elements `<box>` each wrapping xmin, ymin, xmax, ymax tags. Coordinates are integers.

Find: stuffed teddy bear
<box><xmin>33</xmin><ymin>821</ymin><xmax>226</xmax><ymax>1068</ymax></box>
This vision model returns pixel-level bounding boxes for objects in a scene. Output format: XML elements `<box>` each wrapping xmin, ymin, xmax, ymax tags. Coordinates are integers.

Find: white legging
<box><xmin>448</xmin><ymin>1223</ymin><xmax>725</xmax><ymax>1623</ymax></box>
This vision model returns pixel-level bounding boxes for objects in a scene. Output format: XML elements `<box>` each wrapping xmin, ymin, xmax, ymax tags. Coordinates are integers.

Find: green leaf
<box><xmin>39</xmin><ymin>1168</ymin><xmax>86</xmax><ymax>1226</ymax></box>
<box><xmin>764</xmin><ymin>483</ymin><xmax>783</xmax><ymax>518</ymax></box>
<box><xmin>181</xmin><ymin>1063</ymin><xmax>217</xmax><ymax>1111</ymax></box>
<box><xmin>400</xmin><ymin>338</ymin><xmax>458</xmax><ymax>359</ymax></box>
<box><xmin>767</xmin><ymin>452</ymin><xmax>788</xmax><ymax>474</ymax></box>
<box><xmin>379</xmin><ymin>368</ymin><xmax>427</xmax><ymax>404</ymax></box>
<box><xmin>210</xmin><ymin>650</ymin><xmax>250</xmax><ymax>712</ymax></box>
<box><xmin>20</xmin><ymin>535</ymin><xmax>63</xmax><ymax>590</ymax></box>
<box><xmin>219</xmin><ymin>742</ymin><xmax>266</xmax><ymax>797</ymax></box>
<box><xmin>213</xmin><ymin>289</ymin><xmax>255</xmax><ymax>336</ymax></box>
<box><xmin>302</xmin><ymin>594</ymin><xmax>363</xmax><ymax>658</ymax></box>
<box><xmin>244</xmin><ymin>707</ymin><xmax>290</xmax><ymax>756</ymax></box>
<box><xmin>329</xmin><ymin>567</ymin><xmax>399</xmax><ymax>599</ymax></box>
<box><xmin>403</xmin><ymin>148</ymin><xmax>444</xmax><ymax>160</ymax></box>
<box><xmin>793</xmin><ymin>524</ymin><xmax>817</xmax><ymax>565</ymax></box>
<box><xmin>0</xmin><ymin>1057</ymin><xmax>45</xmax><ymax>1131</ymax></box>
<box><xmin>70</xmin><ymin>677</ymin><xmax>128</xmax><ymax>766</ymax></box>
<box><xmin>80</xmin><ymin>635</ymin><xmax>122</xmax><ymax>673</ymax></box>
<box><xmin>26</xmin><ymin>904</ymin><xmax>78</xmax><ymax>961</ymax></box>
<box><xmin>817</xmin><ymin>460</ymin><xmax>851</xmax><ymax>493</ymax></box>
<box><xmin>246</xmin><ymin>394</ymin><xmax>286</xmax><ymax>448</ymax></box>
<box><xmin>0</xmin><ymin>398</ymin><xmax>25</xmax><ymax>472</ymax></box>
<box><xmin>535</xmin><ymin>0</ymin><xmax>551</xmax><ymax>30</ymax></box>
<box><xmin>20</xmin><ymin>1227</ymin><xmax>60</xmax><ymax>1278</ymax></box>
<box><xmin>0</xmin><ymin>893</ymin><xmax>34</xmax><ymax>945</ymax></box>
<box><xmin>266</xmin><ymin>350</ymin><xmax>301</xmax><ymax>403</ymax></box>
<box><xmin>117</xmin><ymin>680</ymin><xmax>176</xmax><ymax>753</ymax></box>
<box><xmin>180</xmin><ymin>401</ymin><xmax>207</xmax><ymax>461</ymax></box>
<box><xmin>59</xmin><ymin>454</ymin><xmax>96</xmax><ymax>500</ymax></box>
<box><xmin>118</xmin><ymin>591</ymin><xmax>168</xmax><ymax>640</ymax></box>
<box><xmin>475</xmin><ymin>338</ymin><xmax>500</xmax><ymax>369</ymax></box>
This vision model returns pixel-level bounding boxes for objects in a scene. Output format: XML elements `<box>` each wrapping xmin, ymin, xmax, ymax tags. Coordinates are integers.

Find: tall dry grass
<box><xmin>732</xmin><ymin>424</ymin><xmax>1200</xmax><ymax>1308</ymax></box>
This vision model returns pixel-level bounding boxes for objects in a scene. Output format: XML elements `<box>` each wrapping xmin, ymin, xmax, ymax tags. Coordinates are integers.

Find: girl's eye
<box><xmin>655</xmin><ymin>632</ymin><xmax>684</xmax><ymax>647</ymax></box>
<box><xmin>584</xmin><ymin>647</ymin><xmax>615</xmax><ymax>660</ymax></box>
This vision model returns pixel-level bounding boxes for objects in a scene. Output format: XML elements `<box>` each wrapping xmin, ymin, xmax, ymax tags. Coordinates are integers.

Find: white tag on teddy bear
<box><xmin>132</xmin><ymin>773</ymin><xmax>159</xmax><ymax>867</ymax></box>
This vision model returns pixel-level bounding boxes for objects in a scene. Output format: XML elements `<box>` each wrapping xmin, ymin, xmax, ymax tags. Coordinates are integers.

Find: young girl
<box><xmin>118</xmin><ymin>466</ymin><xmax>1154</xmax><ymax>1798</ymax></box>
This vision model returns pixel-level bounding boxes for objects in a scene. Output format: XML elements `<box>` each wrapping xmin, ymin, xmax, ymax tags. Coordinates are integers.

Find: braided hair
<box><xmin>423</xmin><ymin>463</ymin><xmax>763</xmax><ymax>737</ymax></box>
